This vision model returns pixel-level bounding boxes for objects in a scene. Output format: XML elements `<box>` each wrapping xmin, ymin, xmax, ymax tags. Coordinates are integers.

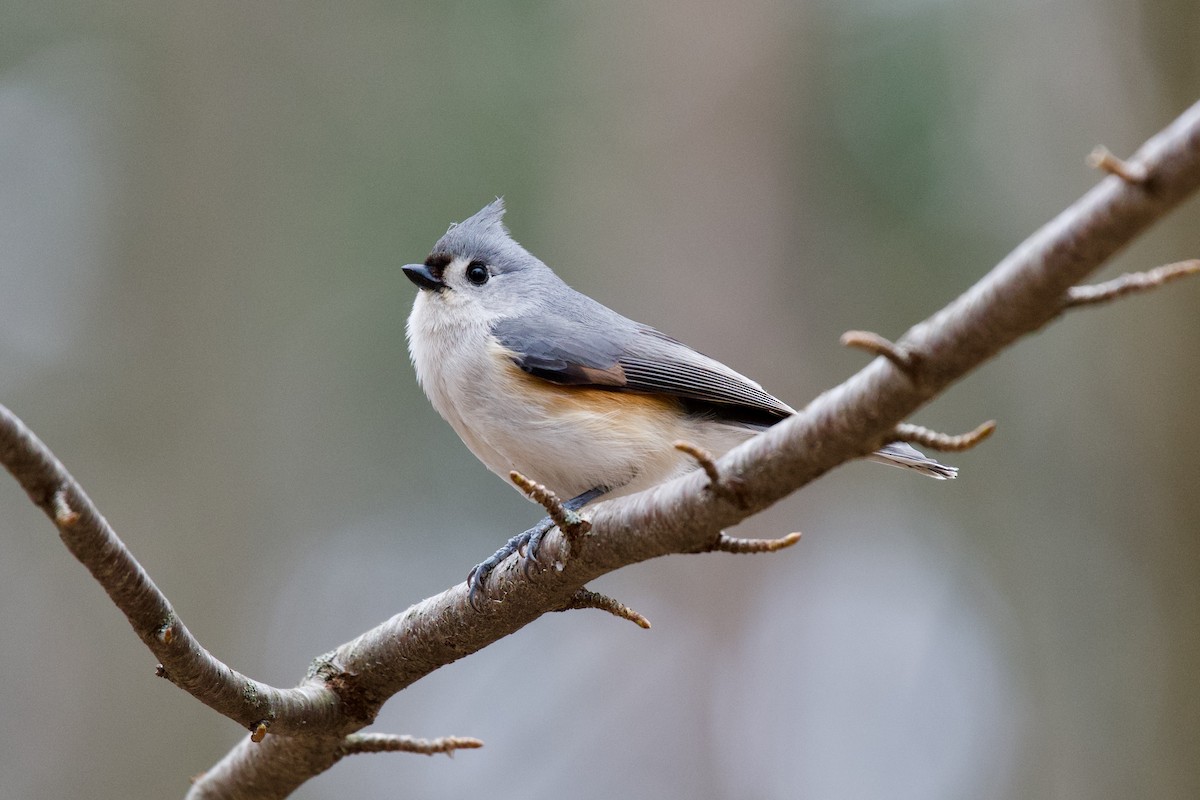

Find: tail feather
<box><xmin>868</xmin><ymin>441</ymin><xmax>958</xmax><ymax>480</ymax></box>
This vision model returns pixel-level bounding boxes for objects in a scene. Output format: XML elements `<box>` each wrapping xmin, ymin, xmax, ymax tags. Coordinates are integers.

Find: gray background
<box><xmin>1</xmin><ymin>2</ymin><xmax>1198</xmax><ymax>798</ymax></box>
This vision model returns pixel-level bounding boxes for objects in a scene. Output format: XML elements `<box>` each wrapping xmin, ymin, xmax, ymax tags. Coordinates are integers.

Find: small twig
<box><xmin>250</xmin><ymin>722</ymin><xmax>269</xmax><ymax>743</ymax></box>
<box><xmin>558</xmin><ymin>588</ymin><xmax>651</xmax><ymax>629</ymax></box>
<box><xmin>339</xmin><ymin>733</ymin><xmax>484</xmax><ymax>758</ymax></box>
<box><xmin>890</xmin><ymin>420</ymin><xmax>996</xmax><ymax>453</ymax></box>
<box><xmin>1064</xmin><ymin>260</ymin><xmax>1200</xmax><ymax>308</ymax></box>
<box><xmin>509</xmin><ymin>471</ymin><xmax>591</xmax><ymax>537</ymax></box>
<box><xmin>840</xmin><ymin>330</ymin><xmax>921</xmax><ymax>377</ymax></box>
<box><xmin>674</xmin><ymin>441</ymin><xmax>747</xmax><ymax>507</ymax></box>
<box><xmin>710</xmin><ymin>531</ymin><xmax>802</xmax><ymax>554</ymax></box>
<box><xmin>673</xmin><ymin>441</ymin><xmax>721</xmax><ymax>486</ymax></box>
<box><xmin>1088</xmin><ymin>145</ymin><xmax>1150</xmax><ymax>184</ymax></box>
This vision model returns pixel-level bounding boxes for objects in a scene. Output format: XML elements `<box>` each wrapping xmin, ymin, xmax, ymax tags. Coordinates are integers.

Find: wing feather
<box><xmin>491</xmin><ymin>314</ymin><xmax>793</xmax><ymax>427</ymax></box>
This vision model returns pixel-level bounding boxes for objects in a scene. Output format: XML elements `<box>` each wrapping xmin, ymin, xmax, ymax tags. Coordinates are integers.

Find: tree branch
<box><xmin>1063</xmin><ymin>259</ymin><xmax>1200</xmax><ymax>308</ymax></box>
<box><xmin>2</xmin><ymin>99</ymin><xmax>1199</xmax><ymax>799</ymax></box>
<box><xmin>338</xmin><ymin>733</ymin><xmax>484</xmax><ymax>757</ymax></box>
<box><xmin>557</xmin><ymin>588</ymin><xmax>652</xmax><ymax>629</ymax></box>
<box><xmin>889</xmin><ymin>421</ymin><xmax>997</xmax><ymax>452</ymax></box>
<box><xmin>0</xmin><ymin>406</ymin><xmax>343</xmax><ymax>736</ymax></box>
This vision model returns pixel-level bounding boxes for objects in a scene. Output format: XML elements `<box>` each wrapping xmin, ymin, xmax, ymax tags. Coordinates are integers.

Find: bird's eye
<box><xmin>466</xmin><ymin>261</ymin><xmax>489</xmax><ymax>285</ymax></box>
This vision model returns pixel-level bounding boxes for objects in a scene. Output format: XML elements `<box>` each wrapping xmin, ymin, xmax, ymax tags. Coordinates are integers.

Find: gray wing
<box><xmin>491</xmin><ymin>307</ymin><xmax>794</xmax><ymax>428</ymax></box>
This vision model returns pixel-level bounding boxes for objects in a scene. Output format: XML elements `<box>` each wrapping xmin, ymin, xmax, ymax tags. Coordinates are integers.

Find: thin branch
<box><xmin>339</xmin><ymin>733</ymin><xmax>484</xmax><ymax>757</ymax></box>
<box><xmin>1063</xmin><ymin>259</ymin><xmax>1200</xmax><ymax>308</ymax></box>
<box><xmin>710</xmin><ymin>531</ymin><xmax>802</xmax><ymax>554</ymax></box>
<box><xmin>558</xmin><ymin>588</ymin><xmax>652</xmax><ymax>629</ymax></box>
<box><xmin>889</xmin><ymin>421</ymin><xmax>997</xmax><ymax>453</ymax></box>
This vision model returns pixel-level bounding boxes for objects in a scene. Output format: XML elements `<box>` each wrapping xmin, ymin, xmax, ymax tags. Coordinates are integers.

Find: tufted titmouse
<box><xmin>403</xmin><ymin>199</ymin><xmax>955</xmax><ymax>604</ymax></box>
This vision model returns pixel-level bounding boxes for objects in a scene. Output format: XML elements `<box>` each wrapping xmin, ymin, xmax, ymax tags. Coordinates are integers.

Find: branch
<box><xmin>840</xmin><ymin>330</ymin><xmax>922</xmax><ymax>377</ymax></box>
<box><xmin>180</xmin><ymin>99</ymin><xmax>1200</xmax><ymax>795</ymax></box>
<box><xmin>3</xmin><ymin>99</ymin><xmax>1200</xmax><ymax>798</ymax></box>
<box><xmin>509</xmin><ymin>470</ymin><xmax>591</xmax><ymax>537</ymax></box>
<box><xmin>1063</xmin><ymin>259</ymin><xmax>1200</xmax><ymax>308</ymax></box>
<box><xmin>0</xmin><ymin>406</ymin><xmax>342</xmax><ymax>736</ymax></box>
<box><xmin>338</xmin><ymin>733</ymin><xmax>484</xmax><ymax>757</ymax></box>
<box><xmin>889</xmin><ymin>421</ymin><xmax>997</xmax><ymax>452</ymax></box>
<box><xmin>710</xmin><ymin>531</ymin><xmax>803</xmax><ymax>554</ymax></box>
<box><xmin>1087</xmin><ymin>145</ymin><xmax>1151</xmax><ymax>184</ymax></box>
<box><xmin>558</xmin><ymin>588</ymin><xmax>652</xmax><ymax>629</ymax></box>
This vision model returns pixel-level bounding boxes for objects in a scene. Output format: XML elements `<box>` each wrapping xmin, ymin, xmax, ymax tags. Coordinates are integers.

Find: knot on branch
<box><xmin>324</xmin><ymin>671</ymin><xmax>382</xmax><ymax>726</ymax></box>
<box><xmin>51</xmin><ymin>488</ymin><xmax>79</xmax><ymax>527</ymax></box>
<box><xmin>156</xmin><ymin>619</ymin><xmax>177</xmax><ymax>645</ymax></box>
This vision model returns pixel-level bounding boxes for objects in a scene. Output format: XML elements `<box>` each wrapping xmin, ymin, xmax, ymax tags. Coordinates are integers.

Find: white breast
<box><xmin>407</xmin><ymin>293</ymin><xmax>758</xmax><ymax>503</ymax></box>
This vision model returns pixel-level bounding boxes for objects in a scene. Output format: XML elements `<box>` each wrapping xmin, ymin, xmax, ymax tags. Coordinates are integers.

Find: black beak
<box><xmin>402</xmin><ymin>264</ymin><xmax>446</xmax><ymax>291</ymax></box>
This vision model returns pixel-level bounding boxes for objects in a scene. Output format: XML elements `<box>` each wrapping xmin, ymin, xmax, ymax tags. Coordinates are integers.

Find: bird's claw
<box><xmin>466</xmin><ymin>519</ymin><xmax>552</xmax><ymax>611</ymax></box>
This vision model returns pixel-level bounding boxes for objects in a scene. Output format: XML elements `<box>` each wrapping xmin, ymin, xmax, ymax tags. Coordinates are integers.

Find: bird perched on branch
<box><xmin>403</xmin><ymin>199</ymin><xmax>955</xmax><ymax>605</ymax></box>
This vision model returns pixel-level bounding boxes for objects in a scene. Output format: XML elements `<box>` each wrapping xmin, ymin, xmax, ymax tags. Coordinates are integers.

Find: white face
<box><xmin>407</xmin><ymin>254</ymin><xmax>519</xmax><ymax>355</ymax></box>
<box><xmin>414</xmin><ymin>253</ymin><xmax>526</xmax><ymax>319</ymax></box>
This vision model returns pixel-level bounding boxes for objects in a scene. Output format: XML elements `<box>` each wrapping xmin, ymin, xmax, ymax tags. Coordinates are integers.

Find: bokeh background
<box><xmin>2</xmin><ymin>2</ymin><xmax>1198</xmax><ymax>798</ymax></box>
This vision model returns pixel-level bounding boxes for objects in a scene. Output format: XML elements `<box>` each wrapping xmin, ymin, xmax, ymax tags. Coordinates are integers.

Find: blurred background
<box><xmin>1</xmin><ymin>1</ymin><xmax>1198</xmax><ymax>798</ymax></box>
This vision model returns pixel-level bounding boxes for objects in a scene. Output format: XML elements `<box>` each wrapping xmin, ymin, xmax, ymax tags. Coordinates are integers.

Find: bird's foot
<box><xmin>466</xmin><ymin>518</ymin><xmax>553</xmax><ymax>610</ymax></box>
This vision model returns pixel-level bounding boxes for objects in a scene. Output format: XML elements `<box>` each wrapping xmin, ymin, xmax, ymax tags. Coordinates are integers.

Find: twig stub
<box><xmin>1088</xmin><ymin>145</ymin><xmax>1150</xmax><ymax>184</ymax></box>
<box><xmin>840</xmin><ymin>330</ymin><xmax>922</xmax><ymax>377</ymax></box>
<box><xmin>674</xmin><ymin>441</ymin><xmax>749</xmax><ymax>508</ymax></box>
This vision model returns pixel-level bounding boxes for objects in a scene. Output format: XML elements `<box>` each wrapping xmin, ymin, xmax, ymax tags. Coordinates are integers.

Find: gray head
<box><xmin>402</xmin><ymin>199</ymin><xmax>562</xmax><ymax>313</ymax></box>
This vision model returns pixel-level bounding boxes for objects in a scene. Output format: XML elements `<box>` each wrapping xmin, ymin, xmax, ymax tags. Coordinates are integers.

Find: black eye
<box><xmin>466</xmin><ymin>261</ymin><xmax>489</xmax><ymax>285</ymax></box>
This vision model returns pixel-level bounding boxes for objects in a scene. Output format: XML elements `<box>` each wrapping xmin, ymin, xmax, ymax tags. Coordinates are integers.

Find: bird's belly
<box><xmin>456</xmin><ymin>362</ymin><xmax>755</xmax><ymax>502</ymax></box>
<box><xmin>465</xmin><ymin>365</ymin><xmax>680</xmax><ymax>498</ymax></box>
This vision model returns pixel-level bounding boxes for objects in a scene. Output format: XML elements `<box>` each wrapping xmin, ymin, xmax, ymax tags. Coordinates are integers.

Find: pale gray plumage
<box><xmin>405</xmin><ymin>198</ymin><xmax>955</xmax><ymax>506</ymax></box>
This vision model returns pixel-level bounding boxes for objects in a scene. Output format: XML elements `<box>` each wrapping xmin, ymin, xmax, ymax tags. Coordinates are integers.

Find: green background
<box><xmin>1</xmin><ymin>2</ymin><xmax>1198</xmax><ymax>798</ymax></box>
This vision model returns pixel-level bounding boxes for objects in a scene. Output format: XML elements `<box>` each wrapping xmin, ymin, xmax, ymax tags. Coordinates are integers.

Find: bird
<box><xmin>402</xmin><ymin>199</ymin><xmax>955</xmax><ymax>606</ymax></box>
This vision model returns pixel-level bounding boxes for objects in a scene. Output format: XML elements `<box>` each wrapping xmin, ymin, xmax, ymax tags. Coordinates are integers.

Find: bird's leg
<box><xmin>467</xmin><ymin>487</ymin><xmax>606</xmax><ymax>610</ymax></box>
